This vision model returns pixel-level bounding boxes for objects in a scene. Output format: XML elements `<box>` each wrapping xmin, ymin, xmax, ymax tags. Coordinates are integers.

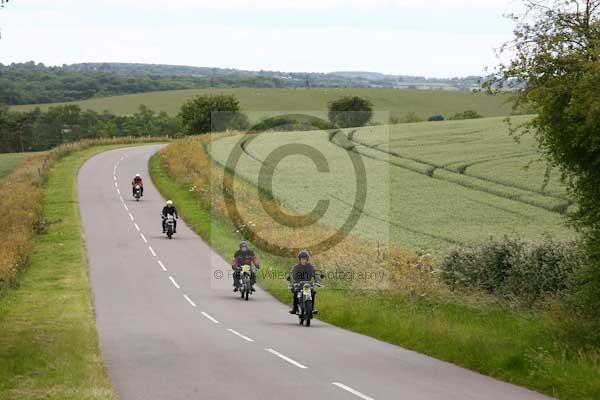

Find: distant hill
<box><xmin>66</xmin><ymin>62</ymin><xmax>483</xmax><ymax>90</ymax></box>
<box><xmin>0</xmin><ymin>61</ymin><xmax>484</xmax><ymax>106</ymax></box>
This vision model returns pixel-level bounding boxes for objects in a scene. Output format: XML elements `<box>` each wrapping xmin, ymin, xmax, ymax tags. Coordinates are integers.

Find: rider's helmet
<box><xmin>239</xmin><ymin>240</ymin><xmax>249</xmax><ymax>249</ymax></box>
<box><xmin>297</xmin><ymin>250</ymin><xmax>310</xmax><ymax>260</ymax></box>
<box><xmin>166</xmin><ymin>200</ymin><xmax>173</xmax><ymax>206</ymax></box>
<box><xmin>135</xmin><ymin>173</ymin><xmax>141</xmax><ymax>178</ymax></box>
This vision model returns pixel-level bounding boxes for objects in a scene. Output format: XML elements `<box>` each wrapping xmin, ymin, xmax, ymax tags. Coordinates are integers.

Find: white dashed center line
<box><xmin>169</xmin><ymin>276</ymin><xmax>180</xmax><ymax>289</ymax></box>
<box><xmin>183</xmin><ymin>294</ymin><xmax>196</xmax><ymax>307</ymax></box>
<box><xmin>265</xmin><ymin>348</ymin><xmax>307</xmax><ymax>369</ymax></box>
<box><xmin>134</xmin><ymin>223</ymin><xmax>140</xmax><ymax>231</ymax></box>
<box><xmin>140</xmin><ymin>233</ymin><xmax>147</xmax><ymax>243</ymax></box>
<box><xmin>149</xmin><ymin>246</ymin><xmax>156</xmax><ymax>257</ymax></box>
<box><xmin>201</xmin><ymin>311</ymin><xmax>219</xmax><ymax>324</ymax></box>
<box><xmin>227</xmin><ymin>329</ymin><xmax>254</xmax><ymax>342</ymax></box>
<box><xmin>332</xmin><ymin>383</ymin><xmax>375</xmax><ymax>400</ymax></box>
<box><xmin>123</xmin><ymin>204</ymin><xmax>129</xmax><ymax>211</ymax></box>
<box><xmin>128</xmin><ymin>213</ymin><xmax>134</xmax><ymax>221</ymax></box>
<box><xmin>157</xmin><ymin>260</ymin><xmax>167</xmax><ymax>271</ymax></box>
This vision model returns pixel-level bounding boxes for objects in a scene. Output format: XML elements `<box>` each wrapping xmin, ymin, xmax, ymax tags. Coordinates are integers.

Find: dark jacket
<box><xmin>290</xmin><ymin>262</ymin><xmax>317</xmax><ymax>285</ymax></box>
<box><xmin>131</xmin><ymin>177</ymin><xmax>144</xmax><ymax>186</ymax></box>
<box><xmin>232</xmin><ymin>249</ymin><xmax>259</xmax><ymax>269</ymax></box>
<box><xmin>162</xmin><ymin>206</ymin><xmax>178</xmax><ymax>218</ymax></box>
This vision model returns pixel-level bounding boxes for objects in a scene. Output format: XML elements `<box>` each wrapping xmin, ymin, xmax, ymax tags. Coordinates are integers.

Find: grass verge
<box><xmin>0</xmin><ymin>145</ymin><xmax>144</xmax><ymax>400</ymax></box>
<box><xmin>150</xmin><ymin>150</ymin><xmax>600</xmax><ymax>400</ymax></box>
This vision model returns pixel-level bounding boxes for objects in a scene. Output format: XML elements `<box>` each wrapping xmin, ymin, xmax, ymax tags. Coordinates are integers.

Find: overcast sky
<box><xmin>0</xmin><ymin>0</ymin><xmax>520</xmax><ymax>77</ymax></box>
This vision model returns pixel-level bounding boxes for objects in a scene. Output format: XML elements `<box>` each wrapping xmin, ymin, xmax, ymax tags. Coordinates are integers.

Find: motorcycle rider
<box><xmin>131</xmin><ymin>173</ymin><xmax>144</xmax><ymax>197</ymax></box>
<box><xmin>231</xmin><ymin>240</ymin><xmax>260</xmax><ymax>292</ymax></box>
<box><xmin>161</xmin><ymin>200</ymin><xmax>178</xmax><ymax>233</ymax></box>
<box><xmin>289</xmin><ymin>250</ymin><xmax>319</xmax><ymax>314</ymax></box>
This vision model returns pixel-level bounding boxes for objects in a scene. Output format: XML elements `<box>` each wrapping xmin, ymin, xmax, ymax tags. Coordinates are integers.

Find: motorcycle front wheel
<box><xmin>304</xmin><ymin>300</ymin><xmax>313</xmax><ymax>327</ymax></box>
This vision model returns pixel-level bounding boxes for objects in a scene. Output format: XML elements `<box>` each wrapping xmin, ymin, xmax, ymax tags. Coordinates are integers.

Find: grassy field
<box><xmin>11</xmin><ymin>87</ymin><xmax>513</xmax><ymax>122</ymax></box>
<box><xmin>0</xmin><ymin>152</ymin><xmax>30</xmax><ymax>181</ymax></box>
<box><xmin>0</xmin><ymin>145</ymin><xmax>156</xmax><ymax>400</ymax></box>
<box><xmin>207</xmin><ymin>116</ymin><xmax>573</xmax><ymax>255</ymax></box>
<box><xmin>351</xmin><ymin>116</ymin><xmax>567</xmax><ymax>198</ymax></box>
<box><xmin>150</xmin><ymin>141</ymin><xmax>600</xmax><ymax>400</ymax></box>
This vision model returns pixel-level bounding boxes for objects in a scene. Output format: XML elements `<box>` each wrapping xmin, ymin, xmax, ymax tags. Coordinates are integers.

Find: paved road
<box><xmin>78</xmin><ymin>145</ymin><xmax>553</xmax><ymax>400</ymax></box>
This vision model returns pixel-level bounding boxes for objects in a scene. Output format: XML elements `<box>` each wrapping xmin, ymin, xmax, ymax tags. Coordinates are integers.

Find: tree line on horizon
<box><xmin>0</xmin><ymin>63</ymin><xmax>288</xmax><ymax>105</ymax></box>
<box><xmin>0</xmin><ymin>62</ymin><xmax>485</xmax><ymax>106</ymax></box>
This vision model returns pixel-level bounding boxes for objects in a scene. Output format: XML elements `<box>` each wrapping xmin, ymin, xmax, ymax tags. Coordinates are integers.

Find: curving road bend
<box><xmin>78</xmin><ymin>145</ymin><xmax>553</xmax><ymax>400</ymax></box>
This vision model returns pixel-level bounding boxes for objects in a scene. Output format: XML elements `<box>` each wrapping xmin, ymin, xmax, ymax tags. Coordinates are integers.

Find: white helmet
<box><xmin>135</xmin><ymin>173</ymin><xmax>141</xmax><ymax>178</ymax></box>
<box><xmin>166</xmin><ymin>200</ymin><xmax>173</xmax><ymax>205</ymax></box>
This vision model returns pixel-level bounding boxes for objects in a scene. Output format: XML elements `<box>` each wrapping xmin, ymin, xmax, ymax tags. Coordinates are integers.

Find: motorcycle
<box><xmin>164</xmin><ymin>214</ymin><xmax>176</xmax><ymax>239</ymax></box>
<box><xmin>133</xmin><ymin>184</ymin><xmax>142</xmax><ymax>201</ymax></box>
<box><xmin>239</xmin><ymin>264</ymin><xmax>254</xmax><ymax>301</ymax></box>
<box><xmin>292</xmin><ymin>280</ymin><xmax>322</xmax><ymax>327</ymax></box>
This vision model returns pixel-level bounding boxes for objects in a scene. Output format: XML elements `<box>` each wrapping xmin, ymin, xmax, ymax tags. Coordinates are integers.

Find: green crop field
<box><xmin>0</xmin><ymin>152</ymin><xmax>29</xmax><ymax>181</ymax></box>
<box><xmin>11</xmin><ymin>88</ymin><xmax>513</xmax><ymax>122</ymax></box>
<box><xmin>208</xmin><ymin>116</ymin><xmax>573</xmax><ymax>254</ymax></box>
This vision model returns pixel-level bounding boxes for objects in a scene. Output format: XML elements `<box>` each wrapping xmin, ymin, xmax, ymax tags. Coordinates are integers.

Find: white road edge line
<box><xmin>140</xmin><ymin>233</ymin><xmax>148</xmax><ymax>243</ymax></box>
<box><xmin>114</xmin><ymin>182</ymin><xmax>118</xmax><ymax>188</ymax></box>
<box><xmin>149</xmin><ymin>246</ymin><xmax>156</xmax><ymax>257</ymax></box>
<box><xmin>265</xmin><ymin>348</ymin><xmax>307</xmax><ymax>369</ymax></box>
<box><xmin>117</xmin><ymin>189</ymin><xmax>121</xmax><ymax>195</ymax></box>
<box><xmin>134</xmin><ymin>223</ymin><xmax>140</xmax><ymax>231</ymax></box>
<box><xmin>201</xmin><ymin>311</ymin><xmax>219</xmax><ymax>324</ymax></box>
<box><xmin>227</xmin><ymin>328</ymin><xmax>254</xmax><ymax>342</ymax></box>
<box><xmin>119</xmin><ymin>196</ymin><xmax>124</xmax><ymax>202</ymax></box>
<box><xmin>123</xmin><ymin>204</ymin><xmax>129</xmax><ymax>211</ymax></box>
<box><xmin>169</xmin><ymin>276</ymin><xmax>180</xmax><ymax>289</ymax></box>
<box><xmin>157</xmin><ymin>260</ymin><xmax>167</xmax><ymax>271</ymax></box>
<box><xmin>128</xmin><ymin>213</ymin><xmax>134</xmax><ymax>221</ymax></box>
<box><xmin>183</xmin><ymin>294</ymin><xmax>196</xmax><ymax>307</ymax></box>
<box><xmin>332</xmin><ymin>383</ymin><xmax>375</xmax><ymax>400</ymax></box>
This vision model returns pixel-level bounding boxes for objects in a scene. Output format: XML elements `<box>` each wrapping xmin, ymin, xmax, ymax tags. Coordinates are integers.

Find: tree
<box><xmin>178</xmin><ymin>94</ymin><xmax>248</xmax><ymax>135</ymax></box>
<box><xmin>490</xmin><ymin>0</ymin><xmax>600</xmax><ymax>317</ymax></box>
<box><xmin>0</xmin><ymin>105</ymin><xmax>20</xmax><ymax>152</ymax></box>
<box><xmin>34</xmin><ymin>105</ymin><xmax>83</xmax><ymax>148</ymax></box>
<box><xmin>327</xmin><ymin>96</ymin><xmax>374</xmax><ymax>128</ymax></box>
<box><xmin>428</xmin><ymin>114</ymin><xmax>445</xmax><ymax>121</ymax></box>
<box><xmin>449</xmin><ymin>110</ymin><xmax>482</xmax><ymax>120</ymax></box>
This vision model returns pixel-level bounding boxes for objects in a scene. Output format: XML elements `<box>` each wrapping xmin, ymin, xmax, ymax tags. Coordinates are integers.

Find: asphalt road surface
<box><xmin>78</xmin><ymin>145</ymin><xmax>553</xmax><ymax>400</ymax></box>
